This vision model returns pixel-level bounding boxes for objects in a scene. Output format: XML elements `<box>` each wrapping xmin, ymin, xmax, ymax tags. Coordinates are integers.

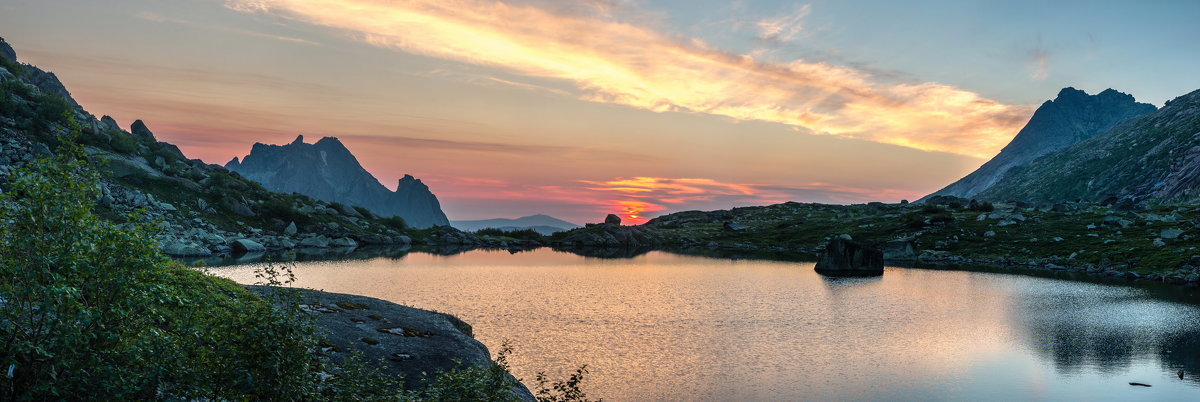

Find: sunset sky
<box><xmin>2</xmin><ymin>0</ymin><xmax>1198</xmax><ymax>224</ymax></box>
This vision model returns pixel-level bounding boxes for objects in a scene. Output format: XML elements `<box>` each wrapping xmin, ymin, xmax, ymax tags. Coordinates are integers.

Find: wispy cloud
<box><xmin>136</xmin><ymin>11</ymin><xmax>320</xmax><ymax>46</ymax></box>
<box><xmin>225</xmin><ymin>0</ymin><xmax>1034</xmax><ymax>159</ymax></box>
<box><xmin>1029</xmin><ymin>35</ymin><xmax>1049</xmax><ymax>80</ymax></box>
<box><xmin>755</xmin><ymin>4</ymin><xmax>811</xmax><ymax>42</ymax></box>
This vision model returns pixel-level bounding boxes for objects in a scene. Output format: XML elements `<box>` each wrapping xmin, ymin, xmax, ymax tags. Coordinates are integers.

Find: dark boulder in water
<box><xmin>814</xmin><ymin>237</ymin><xmax>884</xmax><ymax>277</ymax></box>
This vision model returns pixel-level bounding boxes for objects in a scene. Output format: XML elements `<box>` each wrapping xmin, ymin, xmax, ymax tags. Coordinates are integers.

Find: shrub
<box><xmin>380</xmin><ymin>216</ymin><xmax>408</xmax><ymax>231</ymax></box>
<box><xmin>0</xmin><ymin>149</ymin><xmax>319</xmax><ymax>399</ymax></box>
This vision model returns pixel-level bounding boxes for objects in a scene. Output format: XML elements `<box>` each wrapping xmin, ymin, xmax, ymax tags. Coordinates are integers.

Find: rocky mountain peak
<box><xmin>226</xmin><ymin>137</ymin><xmax>450</xmax><ymax>228</ymax></box>
<box><xmin>923</xmin><ymin>86</ymin><xmax>1156</xmax><ymax>200</ymax></box>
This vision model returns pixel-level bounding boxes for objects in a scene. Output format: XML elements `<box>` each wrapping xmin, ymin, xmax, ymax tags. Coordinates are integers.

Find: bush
<box><xmin>0</xmin><ymin>149</ymin><xmax>318</xmax><ymax>399</ymax></box>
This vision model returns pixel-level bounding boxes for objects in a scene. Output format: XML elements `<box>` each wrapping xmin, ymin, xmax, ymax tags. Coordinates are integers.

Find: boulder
<box><xmin>221</xmin><ymin>196</ymin><xmax>256</xmax><ymax>217</ymax></box>
<box><xmin>230</xmin><ymin>238</ymin><xmax>266</xmax><ymax>252</ymax></box>
<box><xmin>814</xmin><ymin>238</ymin><xmax>884</xmax><ymax>277</ymax></box>
<box><xmin>604</xmin><ymin>214</ymin><xmax>622</xmax><ymax>225</ymax></box>
<box><xmin>879</xmin><ymin>241</ymin><xmax>915</xmax><ymax>261</ymax></box>
<box><xmin>284</xmin><ymin>221</ymin><xmax>298</xmax><ymax>235</ymax></box>
<box><xmin>331</xmin><ymin>237</ymin><xmax>359</xmax><ymax>248</ymax></box>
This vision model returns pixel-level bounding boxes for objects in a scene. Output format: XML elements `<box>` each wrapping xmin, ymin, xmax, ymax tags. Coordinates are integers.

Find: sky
<box><xmin>2</xmin><ymin>0</ymin><xmax>1198</xmax><ymax>224</ymax></box>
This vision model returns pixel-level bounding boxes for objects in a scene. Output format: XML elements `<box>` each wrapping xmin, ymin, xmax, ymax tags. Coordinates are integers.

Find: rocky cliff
<box><xmin>924</xmin><ymin>87</ymin><xmax>1156</xmax><ymax>200</ymax></box>
<box><xmin>226</xmin><ymin>136</ymin><xmax>449</xmax><ymax>228</ymax></box>
<box><xmin>979</xmin><ymin>88</ymin><xmax>1200</xmax><ymax>204</ymax></box>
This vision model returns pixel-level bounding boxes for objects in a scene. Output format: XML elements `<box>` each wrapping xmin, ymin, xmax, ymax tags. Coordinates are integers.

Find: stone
<box><xmin>605</xmin><ymin>214</ymin><xmax>622</xmax><ymax>225</ymax></box>
<box><xmin>300</xmin><ymin>235</ymin><xmax>331</xmax><ymax>248</ymax></box>
<box><xmin>879</xmin><ymin>241</ymin><xmax>915</xmax><ymax>260</ymax></box>
<box><xmin>284</xmin><ymin>221</ymin><xmax>298</xmax><ymax>235</ymax></box>
<box><xmin>1154</xmin><ymin>238</ymin><xmax>1167</xmax><ymax>247</ymax></box>
<box><xmin>984</xmin><ymin>231</ymin><xmax>996</xmax><ymax>237</ymax></box>
<box><xmin>331</xmin><ymin>237</ymin><xmax>359</xmax><ymax>248</ymax></box>
<box><xmin>723</xmin><ymin>222</ymin><xmax>746</xmax><ymax>231</ymax></box>
<box><xmin>230</xmin><ymin>238</ymin><xmax>266</xmax><ymax>252</ymax></box>
<box><xmin>221</xmin><ymin>196</ymin><xmax>255</xmax><ymax>217</ymax></box>
<box><xmin>1161</xmin><ymin>228</ymin><xmax>1184</xmax><ymax>239</ymax></box>
<box><xmin>814</xmin><ymin>238</ymin><xmax>884</xmax><ymax>277</ymax></box>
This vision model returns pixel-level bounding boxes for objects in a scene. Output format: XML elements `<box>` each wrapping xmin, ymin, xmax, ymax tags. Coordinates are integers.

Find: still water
<box><xmin>205</xmin><ymin>248</ymin><xmax>1200</xmax><ymax>401</ymax></box>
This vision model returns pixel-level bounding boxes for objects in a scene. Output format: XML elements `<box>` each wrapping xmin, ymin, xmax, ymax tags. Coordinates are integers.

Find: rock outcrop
<box><xmin>226</xmin><ymin>135</ymin><xmax>450</xmax><ymax>228</ymax></box>
<box><xmin>924</xmin><ymin>87</ymin><xmax>1156</xmax><ymax>200</ymax></box>
<box><xmin>604</xmin><ymin>214</ymin><xmax>621</xmax><ymax>225</ymax></box>
<box><xmin>249</xmin><ymin>287</ymin><xmax>533</xmax><ymax>399</ymax></box>
<box><xmin>814</xmin><ymin>237</ymin><xmax>884</xmax><ymax>277</ymax></box>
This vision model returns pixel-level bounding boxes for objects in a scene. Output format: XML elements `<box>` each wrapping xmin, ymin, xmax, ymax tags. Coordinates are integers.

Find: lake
<box><xmin>204</xmin><ymin>248</ymin><xmax>1200</xmax><ymax>401</ymax></box>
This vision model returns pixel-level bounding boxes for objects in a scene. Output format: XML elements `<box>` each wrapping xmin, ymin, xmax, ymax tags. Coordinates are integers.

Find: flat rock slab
<box><xmin>247</xmin><ymin>286</ymin><xmax>532</xmax><ymax>398</ymax></box>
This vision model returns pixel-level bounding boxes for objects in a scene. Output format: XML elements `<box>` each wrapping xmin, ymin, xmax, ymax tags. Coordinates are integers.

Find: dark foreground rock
<box><xmin>814</xmin><ymin>237</ymin><xmax>884</xmax><ymax>277</ymax></box>
<box><xmin>248</xmin><ymin>286</ymin><xmax>533</xmax><ymax>400</ymax></box>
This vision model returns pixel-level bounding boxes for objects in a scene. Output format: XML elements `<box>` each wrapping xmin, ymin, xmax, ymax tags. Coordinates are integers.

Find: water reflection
<box><xmin>202</xmin><ymin>249</ymin><xmax>1200</xmax><ymax>400</ymax></box>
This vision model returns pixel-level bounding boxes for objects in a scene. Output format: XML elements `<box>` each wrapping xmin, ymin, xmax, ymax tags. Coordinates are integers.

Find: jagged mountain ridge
<box><xmin>924</xmin><ymin>87</ymin><xmax>1156</xmax><ymax>200</ymax></box>
<box><xmin>451</xmin><ymin>214</ymin><xmax>581</xmax><ymax>235</ymax></box>
<box><xmin>226</xmin><ymin>135</ymin><xmax>449</xmax><ymax>228</ymax></box>
<box><xmin>0</xmin><ymin>36</ymin><xmax>435</xmax><ymax>256</ymax></box>
<box><xmin>978</xmin><ymin>88</ymin><xmax>1200</xmax><ymax>203</ymax></box>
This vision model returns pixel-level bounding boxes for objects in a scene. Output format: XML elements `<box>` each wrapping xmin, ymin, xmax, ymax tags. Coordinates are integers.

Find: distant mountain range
<box><xmin>924</xmin><ymin>87</ymin><xmax>1156</xmax><ymax>200</ymax></box>
<box><xmin>225</xmin><ymin>135</ymin><xmax>450</xmax><ymax>228</ymax></box>
<box><xmin>451</xmin><ymin>214</ymin><xmax>581</xmax><ymax>235</ymax></box>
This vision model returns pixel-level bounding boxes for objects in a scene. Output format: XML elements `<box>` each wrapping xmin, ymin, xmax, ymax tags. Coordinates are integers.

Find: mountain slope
<box><xmin>226</xmin><ymin>135</ymin><xmax>449</xmax><ymax>228</ymax></box>
<box><xmin>451</xmin><ymin>214</ymin><xmax>581</xmax><ymax>235</ymax></box>
<box><xmin>978</xmin><ymin>88</ymin><xmax>1200</xmax><ymax>203</ymax></box>
<box><xmin>924</xmin><ymin>87</ymin><xmax>1155</xmax><ymax>199</ymax></box>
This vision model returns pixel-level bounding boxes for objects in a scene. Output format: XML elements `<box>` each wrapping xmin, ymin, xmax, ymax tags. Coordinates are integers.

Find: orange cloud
<box><xmin>226</xmin><ymin>0</ymin><xmax>1035</xmax><ymax>158</ymax></box>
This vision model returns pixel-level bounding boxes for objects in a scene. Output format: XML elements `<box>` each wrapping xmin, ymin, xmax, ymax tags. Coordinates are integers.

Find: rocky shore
<box><xmin>247</xmin><ymin>286</ymin><xmax>534</xmax><ymax>399</ymax></box>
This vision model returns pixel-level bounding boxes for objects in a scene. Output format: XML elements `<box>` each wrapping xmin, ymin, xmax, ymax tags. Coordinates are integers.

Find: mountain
<box><xmin>225</xmin><ymin>135</ymin><xmax>449</xmax><ymax>228</ymax></box>
<box><xmin>0</xmin><ymin>36</ymin><xmax>449</xmax><ymax>256</ymax></box>
<box><xmin>924</xmin><ymin>87</ymin><xmax>1156</xmax><ymax>200</ymax></box>
<box><xmin>451</xmin><ymin>214</ymin><xmax>581</xmax><ymax>235</ymax></box>
<box><xmin>977</xmin><ymin>88</ymin><xmax>1200</xmax><ymax>204</ymax></box>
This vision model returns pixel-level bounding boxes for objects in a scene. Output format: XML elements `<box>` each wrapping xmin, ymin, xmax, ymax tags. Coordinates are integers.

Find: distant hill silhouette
<box><xmin>451</xmin><ymin>214</ymin><xmax>580</xmax><ymax>235</ymax></box>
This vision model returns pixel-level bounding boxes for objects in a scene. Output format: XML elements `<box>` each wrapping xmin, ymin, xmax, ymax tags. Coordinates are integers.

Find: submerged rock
<box><xmin>814</xmin><ymin>238</ymin><xmax>884</xmax><ymax>277</ymax></box>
